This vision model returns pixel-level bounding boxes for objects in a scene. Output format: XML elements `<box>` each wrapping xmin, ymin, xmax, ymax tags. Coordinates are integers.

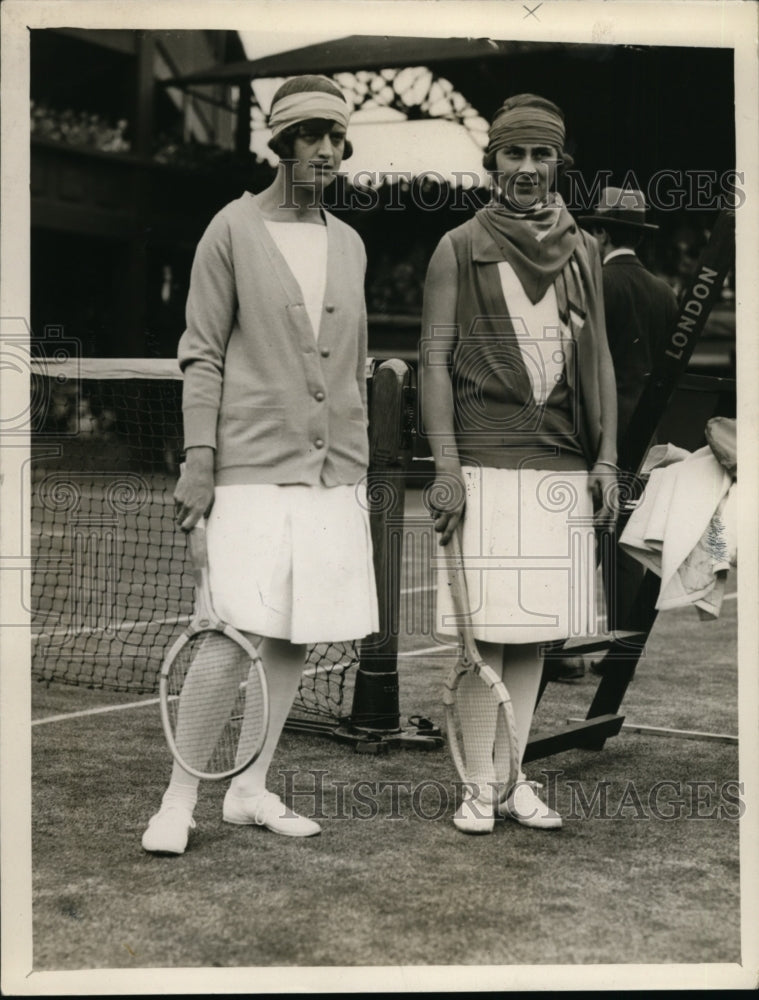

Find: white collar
<box><xmin>603</xmin><ymin>247</ymin><xmax>638</xmax><ymax>265</ymax></box>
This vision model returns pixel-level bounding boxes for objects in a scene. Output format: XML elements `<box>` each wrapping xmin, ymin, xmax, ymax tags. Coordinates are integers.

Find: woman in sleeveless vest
<box><xmin>420</xmin><ymin>94</ymin><xmax>618</xmax><ymax>834</ymax></box>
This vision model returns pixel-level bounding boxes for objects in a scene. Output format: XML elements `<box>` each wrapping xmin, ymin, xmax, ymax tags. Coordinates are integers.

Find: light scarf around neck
<box><xmin>475</xmin><ymin>193</ymin><xmax>581</xmax><ymax>305</ymax></box>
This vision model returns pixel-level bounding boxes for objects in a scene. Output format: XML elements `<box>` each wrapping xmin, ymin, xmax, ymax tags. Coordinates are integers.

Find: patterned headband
<box><xmin>486</xmin><ymin>106</ymin><xmax>566</xmax><ymax>157</ymax></box>
<box><xmin>268</xmin><ymin>91</ymin><xmax>350</xmax><ymax>138</ymax></box>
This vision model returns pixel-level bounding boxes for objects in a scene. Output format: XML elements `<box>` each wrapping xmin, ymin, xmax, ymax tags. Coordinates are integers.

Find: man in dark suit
<box><xmin>551</xmin><ymin>187</ymin><xmax>679</xmax><ymax>681</ymax></box>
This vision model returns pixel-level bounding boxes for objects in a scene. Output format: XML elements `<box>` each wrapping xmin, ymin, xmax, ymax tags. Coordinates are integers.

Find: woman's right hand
<box><xmin>174</xmin><ymin>447</ymin><xmax>215</xmax><ymax>531</ymax></box>
<box><xmin>427</xmin><ymin>467</ymin><xmax>466</xmax><ymax>546</ymax></box>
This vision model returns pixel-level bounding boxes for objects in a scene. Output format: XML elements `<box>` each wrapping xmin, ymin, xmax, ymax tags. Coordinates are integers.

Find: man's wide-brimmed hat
<box><xmin>577</xmin><ymin>186</ymin><xmax>659</xmax><ymax>231</ymax></box>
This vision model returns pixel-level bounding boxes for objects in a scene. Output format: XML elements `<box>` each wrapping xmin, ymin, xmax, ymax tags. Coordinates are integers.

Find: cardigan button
<box><xmin>325</xmin><ymin>304</ymin><xmax>335</xmax><ymax>313</ymax></box>
<box><xmin>314</xmin><ymin>438</ymin><xmax>325</xmax><ymax>449</ymax></box>
<box><xmin>314</xmin><ymin>391</ymin><xmax>325</xmax><ymax>402</ymax></box>
<box><xmin>320</xmin><ymin>347</ymin><xmax>330</xmax><ymax>358</ymax></box>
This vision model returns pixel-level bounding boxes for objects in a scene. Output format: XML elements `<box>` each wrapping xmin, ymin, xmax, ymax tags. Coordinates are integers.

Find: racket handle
<box><xmin>187</xmin><ymin>519</ymin><xmax>217</xmax><ymax>622</ymax></box>
<box><xmin>446</xmin><ymin>529</ymin><xmax>480</xmax><ymax>665</ymax></box>
<box><xmin>188</xmin><ymin>520</ymin><xmax>208</xmax><ymax>573</ymax></box>
<box><xmin>446</xmin><ymin>529</ymin><xmax>467</xmax><ymax>614</ymax></box>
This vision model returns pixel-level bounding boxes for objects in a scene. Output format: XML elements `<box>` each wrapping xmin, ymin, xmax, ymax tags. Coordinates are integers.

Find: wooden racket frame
<box><xmin>158</xmin><ymin>520</ymin><xmax>269</xmax><ymax>781</ymax></box>
<box><xmin>442</xmin><ymin>528</ymin><xmax>521</xmax><ymax>803</ymax></box>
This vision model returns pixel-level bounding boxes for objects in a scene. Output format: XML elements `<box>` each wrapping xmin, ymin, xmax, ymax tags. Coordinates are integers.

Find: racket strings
<box><xmin>456</xmin><ymin>670</ymin><xmax>499</xmax><ymax>791</ymax></box>
<box><xmin>445</xmin><ymin>535</ymin><xmax>521</xmax><ymax>803</ymax></box>
<box><xmin>167</xmin><ymin>631</ymin><xmax>264</xmax><ymax>775</ymax></box>
<box><xmin>448</xmin><ymin>667</ymin><xmax>519</xmax><ymax>805</ymax></box>
<box><xmin>493</xmin><ymin>709</ymin><xmax>519</xmax><ymax>802</ymax></box>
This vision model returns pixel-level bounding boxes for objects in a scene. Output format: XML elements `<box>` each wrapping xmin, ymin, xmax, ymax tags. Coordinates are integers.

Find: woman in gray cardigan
<box><xmin>142</xmin><ymin>75</ymin><xmax>378</xmax><ymax>855</ymax></box>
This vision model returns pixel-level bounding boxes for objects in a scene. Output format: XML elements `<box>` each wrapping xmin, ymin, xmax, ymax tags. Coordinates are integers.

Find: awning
<box><xmin>160</xmin><ymin>35</ymin><xmax>531</xmax><ymax>86</ymax></box>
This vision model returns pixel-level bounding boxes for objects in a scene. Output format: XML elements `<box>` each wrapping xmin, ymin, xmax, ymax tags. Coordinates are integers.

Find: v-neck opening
<box><xmin>248</xmin><ymin>195</ymin><xmax>332</xmax><ymax>341</ymax></box>
<box><xmin>485</xmin><ymin>259</ymin><xmax>569</xmax><ymax>408</ymax></box>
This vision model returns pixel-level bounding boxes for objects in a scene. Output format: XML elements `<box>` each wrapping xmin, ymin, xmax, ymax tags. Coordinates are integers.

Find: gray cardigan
<box><xmin>178</xmin><ymin>194</ymin><xmax>370</xmax><ymax>487</ymax></box>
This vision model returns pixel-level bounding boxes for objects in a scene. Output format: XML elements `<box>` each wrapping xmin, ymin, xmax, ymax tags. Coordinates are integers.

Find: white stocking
<box><xmin>228</xmin><ymin>638</ymin><xmax>307</xmax><ymax>798</ymax></box>
<box><xmin>499</xmin><ymin>642</ymin><xmax>543</xmax><ymax>770</ymax></box>
<box><xmin>456</xmin><ymin>651</ymin><xmax>500</xmax><ymax>793</ymax></box>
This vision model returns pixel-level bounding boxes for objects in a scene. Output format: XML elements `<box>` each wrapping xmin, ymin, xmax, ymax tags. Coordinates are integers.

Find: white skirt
<box><xmin>436</xmin><ymin>466</ymin><xmax>598</xmax><ymax>644</ymax></box>
<box><xmin>206</xmin><ymin>483</ymin><xmax>379</xmax><ymax>644</ymax></box>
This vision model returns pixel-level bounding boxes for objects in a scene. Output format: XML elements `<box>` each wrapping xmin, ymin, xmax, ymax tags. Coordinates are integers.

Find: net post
<box><xmin>350</xmin><ymin>359</ymin><xmax>411</xmax><ymax>733</ymax></box>
<box><xmin>345</xmin><ymin>359</ymin><xmax>442</xmax><ymax>751</ymax></box>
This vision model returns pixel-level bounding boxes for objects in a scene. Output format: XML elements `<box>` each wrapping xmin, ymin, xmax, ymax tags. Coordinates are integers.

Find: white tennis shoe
<box><xmin>223</xmin><ymin>789</ymin><xmax>321</xmax><ymax>837</ymax></box>
<box><xmin>453</xmin><ymin>790</ymin><xmax>495</xmax><ymax>834</ymax></box>
<box><xmin>499</xmin><ymin>778</ymin><xmax>563</xmax><ymax>830</ymax></box>
<box><xmin>141</xmin><ymin>805</ymin><xmax>196</xmax><ymax>855</ymax></box>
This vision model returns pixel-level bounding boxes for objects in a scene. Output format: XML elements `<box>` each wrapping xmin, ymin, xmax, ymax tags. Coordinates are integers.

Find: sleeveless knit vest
<box><xmin>445</xmin><ymin>217</ymin><xmax>604</xmax><ymax>470</ymax></box>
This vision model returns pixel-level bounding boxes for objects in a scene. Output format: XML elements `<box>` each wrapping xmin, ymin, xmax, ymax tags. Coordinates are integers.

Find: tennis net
<box><xmin>30</xmin><ymin>355</ymin><xmax>359</xmax><ymax>723</ymax></box>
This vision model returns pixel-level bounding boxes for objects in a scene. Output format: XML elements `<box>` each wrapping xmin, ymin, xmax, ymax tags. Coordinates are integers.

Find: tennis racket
<box><xmin>442</xmin><ymin>527</ymin><xmax>521</xmax><ymax>805</ymax></box>
<box><xmin>159</xmin><ymin>520</ymin><xmax>269</xmax><ymax>781</ymax></box>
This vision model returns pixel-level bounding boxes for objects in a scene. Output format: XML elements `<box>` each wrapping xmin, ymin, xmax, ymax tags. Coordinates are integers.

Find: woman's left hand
<box><xmin>588</xmin><ymin>461</ymin><xmax>619</xmax><ymax>530</ymax></box>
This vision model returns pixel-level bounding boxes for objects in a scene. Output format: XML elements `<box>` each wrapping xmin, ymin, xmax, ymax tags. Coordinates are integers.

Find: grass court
<box><xmin>31</xmin><ymin>488</ymin><xmax>740</xmax><ymax>973</ymax></box>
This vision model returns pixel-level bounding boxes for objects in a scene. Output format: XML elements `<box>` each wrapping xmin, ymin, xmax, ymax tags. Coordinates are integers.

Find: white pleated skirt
<box><xmin>436</xmin><ymin>466</ymin><xmax>598</xmax><ymax>644</ymax></box>
<box><xmin>206</xmin><ymin>483</ymin><xmax>379</xmax><ymax>644</ymax></box>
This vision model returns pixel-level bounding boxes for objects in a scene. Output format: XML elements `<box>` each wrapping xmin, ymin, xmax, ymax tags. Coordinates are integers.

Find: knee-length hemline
<box><xmin>206</xmin><ymin>483</ymin><xmax>378</xmax><ymax>644</ymax></box>
<box><xmin>436</xmin><ymin>466</ymin><xmax>598</xmax><ymax>644</ymax></box>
